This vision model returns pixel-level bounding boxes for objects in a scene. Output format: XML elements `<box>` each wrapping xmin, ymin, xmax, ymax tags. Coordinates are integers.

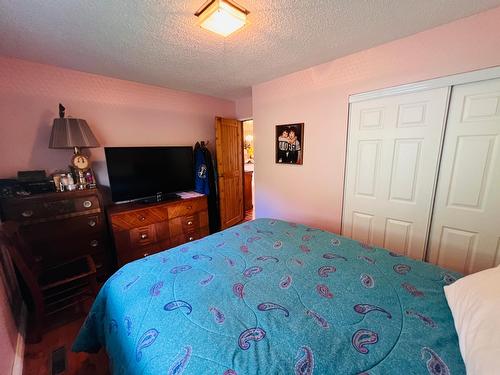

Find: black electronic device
<box><xmin>104</xmin><ymin>146</ymin><xmax>194</xmax><ymax>203</ymax></box>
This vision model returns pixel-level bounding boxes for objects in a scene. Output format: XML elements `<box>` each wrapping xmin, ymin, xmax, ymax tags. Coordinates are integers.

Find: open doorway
<box><xmin>242</xmin><ymin>119</ymin><xmax>254</xmax><ymax>221</ymax></box>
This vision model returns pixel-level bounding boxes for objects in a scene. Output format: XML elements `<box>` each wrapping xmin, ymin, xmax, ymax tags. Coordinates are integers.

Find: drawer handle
<box><xmin>88</xmin><ymin>219</ymin><xmax>97</xmax><ymax>227</ymax></box>
<box><xmin>140</xmin><ymin>233</ymin><xmax>148</xmax><ymax>239</ymax></box>
<box><xmin>83</xmin><ymin>200</ymin><xmax>92</xmax><ymax>208</ymax></box>
<box><xmin>21</xmin><ymin>210</ymin><xmax>33</xmax><ymax>217</ymax></box>
<box><xmin>188</xmin><ymin>236</ymin><xmax>194</xmax><ymax>241</ymax></box>
<box><xmin>90</xmin><ymin>240</ymin><xmax>99</xmax><ymax>247</ymax></box>
<box><xmin>143</xmin><ymin>253</ymin><xmax>149</xmax><ymax>257</ymax></box>
<box><xmin>187</xmin><ymin>220</ymin><xmax>193</xmax><ymax>226</ymax></box>
<box><xmin>139</xmin><ymin>216</ymin><xmax>146</xmax><ymax>221</ymax></box>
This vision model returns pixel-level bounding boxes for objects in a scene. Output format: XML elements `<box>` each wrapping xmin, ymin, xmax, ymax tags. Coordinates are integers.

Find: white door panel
<box><xmin>428</xmin><ymin>78</ymin><xmax>500</xmax><ymax>274</ymax></box>
<box><xmin>343</xmin><ymin>88</ymin><xmax>450</xmax><ymax>260</ymax></box>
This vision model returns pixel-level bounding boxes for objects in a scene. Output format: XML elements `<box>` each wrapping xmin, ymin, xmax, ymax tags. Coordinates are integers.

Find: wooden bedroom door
<box><xmin>215</xmin><ymin>117</ymin><xmax>244</xmax><ymax>229</ymax></box>
<box><xmin>342</xmin><ymin>87</ymin><xmax>450</xmax><ymax>260</ymax></box>
<box><xmin>427</xmin><ymin>78</ymin><xmax>500</xmax><ymax>274</ymax></box>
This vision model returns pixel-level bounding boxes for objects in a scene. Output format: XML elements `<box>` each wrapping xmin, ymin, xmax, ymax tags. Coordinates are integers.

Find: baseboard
<box><xmin>11</xmin><ymin>303</ymin><xmax>27</xmax><ymax>375</ymax></box>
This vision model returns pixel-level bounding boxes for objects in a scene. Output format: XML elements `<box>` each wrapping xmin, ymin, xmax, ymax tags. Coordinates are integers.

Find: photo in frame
<box><xmin>275</xmin><ymin>123</ymin><xmax>304</xmax><ymax>165</ymax></box>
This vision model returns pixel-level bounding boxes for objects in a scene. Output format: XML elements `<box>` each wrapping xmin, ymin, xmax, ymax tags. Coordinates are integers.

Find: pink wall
<box><xmin>235</xmin><ymin>96</ymin><xmax>253</xmax><ymax>120</ymax></box>
<box><xmin>253</xmin><ymin>6</ymin><xmax>500</xmax><ymax>233</ymax></box>
<box><xmin>0</xmin><ymin>57</ymin><xmax>236</xmax><ymax>186</ymax></box>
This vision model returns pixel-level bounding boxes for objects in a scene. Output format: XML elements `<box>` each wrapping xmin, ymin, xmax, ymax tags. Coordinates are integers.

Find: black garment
<box><xmin>288</xmin><ymin>139</ymin><xmax>301</xmax><ymax>164</ymax></box>
<box><xmin>194</xmin><ymin>142</ymin><xmax>220</xmax><ymax>233</ymax></box>
<box><xmin>277</xmin><ymin>138</ymin><xmax>289</xmax><ymax>163</ymax></box>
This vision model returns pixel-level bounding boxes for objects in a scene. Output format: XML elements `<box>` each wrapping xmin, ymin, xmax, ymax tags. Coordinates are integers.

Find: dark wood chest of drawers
<box><xmin>108</xmin><ymin>196</ymin><xmax>209</xmax><ymax>266</ymax></box>
<box><xmin>0</xmin><ymin>189</ymin><xmax>112</xmax><ymax>281</ymax></box>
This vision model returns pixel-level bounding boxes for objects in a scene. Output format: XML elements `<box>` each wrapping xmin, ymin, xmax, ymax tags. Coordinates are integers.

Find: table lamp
<box><xmin>49</xmin><ymin>104</ymin><xmax>100</xmax><ymax>188</ymax></box>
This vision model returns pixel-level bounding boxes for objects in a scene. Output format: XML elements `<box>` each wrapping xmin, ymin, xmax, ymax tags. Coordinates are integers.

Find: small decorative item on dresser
<box><xmin>52</xmin><ymin>173</ymin><xmax>62</xmax><ymax>192</ymax></box>
<box><xmin>66</xmin><ymin>172</ymin><xmax>76</xmax><ymax>191</ymax></box>
<box><xmin>275</xmin><ymin>123</ymin><xmax>304</xmax><ymax>165</ymax></box>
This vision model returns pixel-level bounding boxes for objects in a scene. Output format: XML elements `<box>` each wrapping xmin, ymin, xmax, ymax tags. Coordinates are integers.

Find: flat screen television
<box><xmin>104</xmin><ymin>146</ymin><xmax>194</xmax><ymax>203</ymax></box>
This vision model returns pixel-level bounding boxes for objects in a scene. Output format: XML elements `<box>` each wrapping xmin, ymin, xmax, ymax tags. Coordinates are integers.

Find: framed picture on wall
<box><xmin>275</xmin><ymin>123</ymin><xmax>304</xmax><ymax>165</ymax></box>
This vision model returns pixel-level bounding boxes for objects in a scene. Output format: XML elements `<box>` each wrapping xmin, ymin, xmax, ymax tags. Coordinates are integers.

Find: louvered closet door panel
<box><xmin>428</xmin><ymin>78</ymin><xmax>500</xmax><ymax>274</ymax></box>
<box><xmin>343</xmin><ymin>88</ymin><xmax>450</xmax><ymax>260</ymax></box>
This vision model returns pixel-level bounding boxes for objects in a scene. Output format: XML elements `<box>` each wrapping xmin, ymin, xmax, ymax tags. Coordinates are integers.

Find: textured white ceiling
<box><xmin>1</xmin><ymin>0</ymin><xmax>500</xmax><ymax>99</ymax></box>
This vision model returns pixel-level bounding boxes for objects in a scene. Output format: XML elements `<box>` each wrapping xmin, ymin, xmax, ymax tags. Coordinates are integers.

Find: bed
<box><xmin>73</xmin><ymin>218</ymin><xmax>465</xmax><ymax>374</ymax></box>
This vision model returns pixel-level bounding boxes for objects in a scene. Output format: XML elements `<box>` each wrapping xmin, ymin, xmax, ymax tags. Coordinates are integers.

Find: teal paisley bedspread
<box><xmin>73</xmin><ymin>218</ymin><xmax>465</xmax><ymax>374</ymax></box>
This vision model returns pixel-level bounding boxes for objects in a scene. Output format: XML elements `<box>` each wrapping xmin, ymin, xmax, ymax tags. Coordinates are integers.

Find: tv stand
<box><xmin>107</xmin><ymin>195</ymin><xmax>208</xmax><ymax>266</ymax></box>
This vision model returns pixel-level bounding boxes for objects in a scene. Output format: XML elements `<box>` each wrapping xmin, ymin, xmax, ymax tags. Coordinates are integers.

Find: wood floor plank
<box><xmin>24</xmin><ymin>317</ymin><xmax>109</xmax><ymax>375</ymax></box>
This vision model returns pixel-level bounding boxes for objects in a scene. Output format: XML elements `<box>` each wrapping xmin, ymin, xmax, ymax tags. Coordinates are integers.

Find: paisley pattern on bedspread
<box><xmin>73</xmin><ymin>218</ymin><xmax>465</xmax><ymax>374</ymax></box>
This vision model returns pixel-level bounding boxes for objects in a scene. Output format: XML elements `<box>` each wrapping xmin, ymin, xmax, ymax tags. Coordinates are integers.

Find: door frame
<box><xmin>242</xmin><ymin>119</ymin><xmax>254</xmax><ymax>215</ymax></box>
<box><xmin>215</xmin><ymin>117</ymin><xmax>245</xmax><ymax>229</ymax></box>
<box><xmin>342</xmin><ymin>65</ymin><xmax>500</xmax><ymax>260</ymax></box>
<box><xmin>349</xmin><ymin>65</ymin><xmax>500</xmax><ymax>103</ymax></box>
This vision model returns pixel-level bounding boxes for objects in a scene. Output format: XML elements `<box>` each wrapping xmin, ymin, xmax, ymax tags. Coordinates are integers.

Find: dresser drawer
<box><xmin>21</xmin><ymin>214</ymin><xmax>105</xmax><ymax>243</ymax></box>
<box><xmin>130</xmin><ymin>225</ymin><xmax>157</xmax><ymax>247</ymax></box>
<box><xmin>182</xmin><ymin>215</ymin><xmax>198</xmax><ymax>232</ymax></box>
<box><xmin>110</xmin><ymin>207</ymin><xmax>168</xmax><ymax>231</ymax></box>
<box><xmin>118</xmin><ymin>243</ymin><xmax>163</xmax><ymax>265</ymax></box>
<box><xmin>2</xmin><ymin>201</ymin><xmax>47</xmax><ymax>222</ymax></box>
<box><xmin>29</xmin><ymin>233</ymin><xmax>108</xmax><ymax>266</ymax></box>
<box><xmin>2</xmin><ymin>193</ymin><xmax>100</xmax><ymax>222</ymax></box>
<box><xmin>167</xmin><ymin>198</ymin><xmax>207</xmax><ymax>219</ymax></box>
<box><xmin>73</xmin><ymin>195</ymin><xmax>100</xmax><ymax>213</ymax></box>
<box><xmin>91</xmin><ymin>251</ymin><xmax>112</xmax><ymax>279</ymax></box>
<box><xmin>170</xmin><ymin>226</ymin><xmax>209</xmax><ymax>247</ymax></box>
<box><xmin>169</xmin><ymin>211</ymin><xmax>208</xmax><ymax>236</ymax></box>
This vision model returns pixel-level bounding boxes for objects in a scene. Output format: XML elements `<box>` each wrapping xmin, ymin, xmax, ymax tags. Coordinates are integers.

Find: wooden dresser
<box><xmin>107</xmin><ymin>196</ymin><xmax>209</xmax><ymax>266</ymax></box>
<box><xmin>0</xmin><ymin>189</ymin><xmax>112</xmax><ymax>281</ymax></box>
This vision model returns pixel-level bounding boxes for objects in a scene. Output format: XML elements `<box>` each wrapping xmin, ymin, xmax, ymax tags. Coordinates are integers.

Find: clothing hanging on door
<box><xmin>194</xmin><ymin>141</ymin><xmax>220</xmax><ymax>233</ymax></box>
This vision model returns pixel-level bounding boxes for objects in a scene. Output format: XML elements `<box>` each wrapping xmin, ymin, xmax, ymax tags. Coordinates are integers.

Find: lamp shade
<box><xmin>49</xmin><ymin>118</ymin><xmax>99</xmax><ymax>149</ymax></box>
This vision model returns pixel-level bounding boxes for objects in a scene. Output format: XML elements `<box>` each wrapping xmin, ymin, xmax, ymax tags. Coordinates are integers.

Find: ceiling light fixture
<box><xmin>195</xmin><ymin>0</ymin><xmax>249</xmax><ymax>37</ymax></box>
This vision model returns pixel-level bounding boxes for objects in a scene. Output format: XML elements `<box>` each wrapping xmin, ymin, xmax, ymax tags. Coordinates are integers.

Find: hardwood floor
<box><xmin>243</xmin><ymin>208</ymin><xmax>254</xmax><ymax>222</ymax></box>
<box><xmin>24</xmin><ymin>317</ymin><xmax>108</xmax><ymax>375</ymax></box>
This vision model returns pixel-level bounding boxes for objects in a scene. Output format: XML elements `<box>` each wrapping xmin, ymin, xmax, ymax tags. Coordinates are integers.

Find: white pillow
<box><xmin>444</xmin><ymin>265</ymin><xmax>500</xmax><ymax>375</ymax></box>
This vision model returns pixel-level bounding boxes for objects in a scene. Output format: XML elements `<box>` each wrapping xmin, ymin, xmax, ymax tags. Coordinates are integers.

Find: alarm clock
<box><xmin>71</xmin><ymin>153</ymin><xmax>90</xmax><ymax>171</ymax></box>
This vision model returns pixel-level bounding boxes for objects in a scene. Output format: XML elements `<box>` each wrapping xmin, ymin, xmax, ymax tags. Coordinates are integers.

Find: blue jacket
<box><xmin>194</xmin><ymin>146</ymin><xmax>209</xmax><ymax>195</ymax></box>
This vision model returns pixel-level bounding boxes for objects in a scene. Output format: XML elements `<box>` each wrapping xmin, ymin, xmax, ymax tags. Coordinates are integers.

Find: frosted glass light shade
<box><xmin>197</xmin><ymin>0</ymin><xmax>247</xmax><ymax>37</ymax></box>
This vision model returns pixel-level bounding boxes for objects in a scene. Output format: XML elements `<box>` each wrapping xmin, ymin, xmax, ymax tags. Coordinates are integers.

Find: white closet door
<box><xmin>343</xmin><ymin>88</ymin><xmax>450</xmax><ymax>259</ymax></box>
<box><xmin>428</xmin><ymin>78</ymin><xmax>500</xmax><ymax>274</ymax></box>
